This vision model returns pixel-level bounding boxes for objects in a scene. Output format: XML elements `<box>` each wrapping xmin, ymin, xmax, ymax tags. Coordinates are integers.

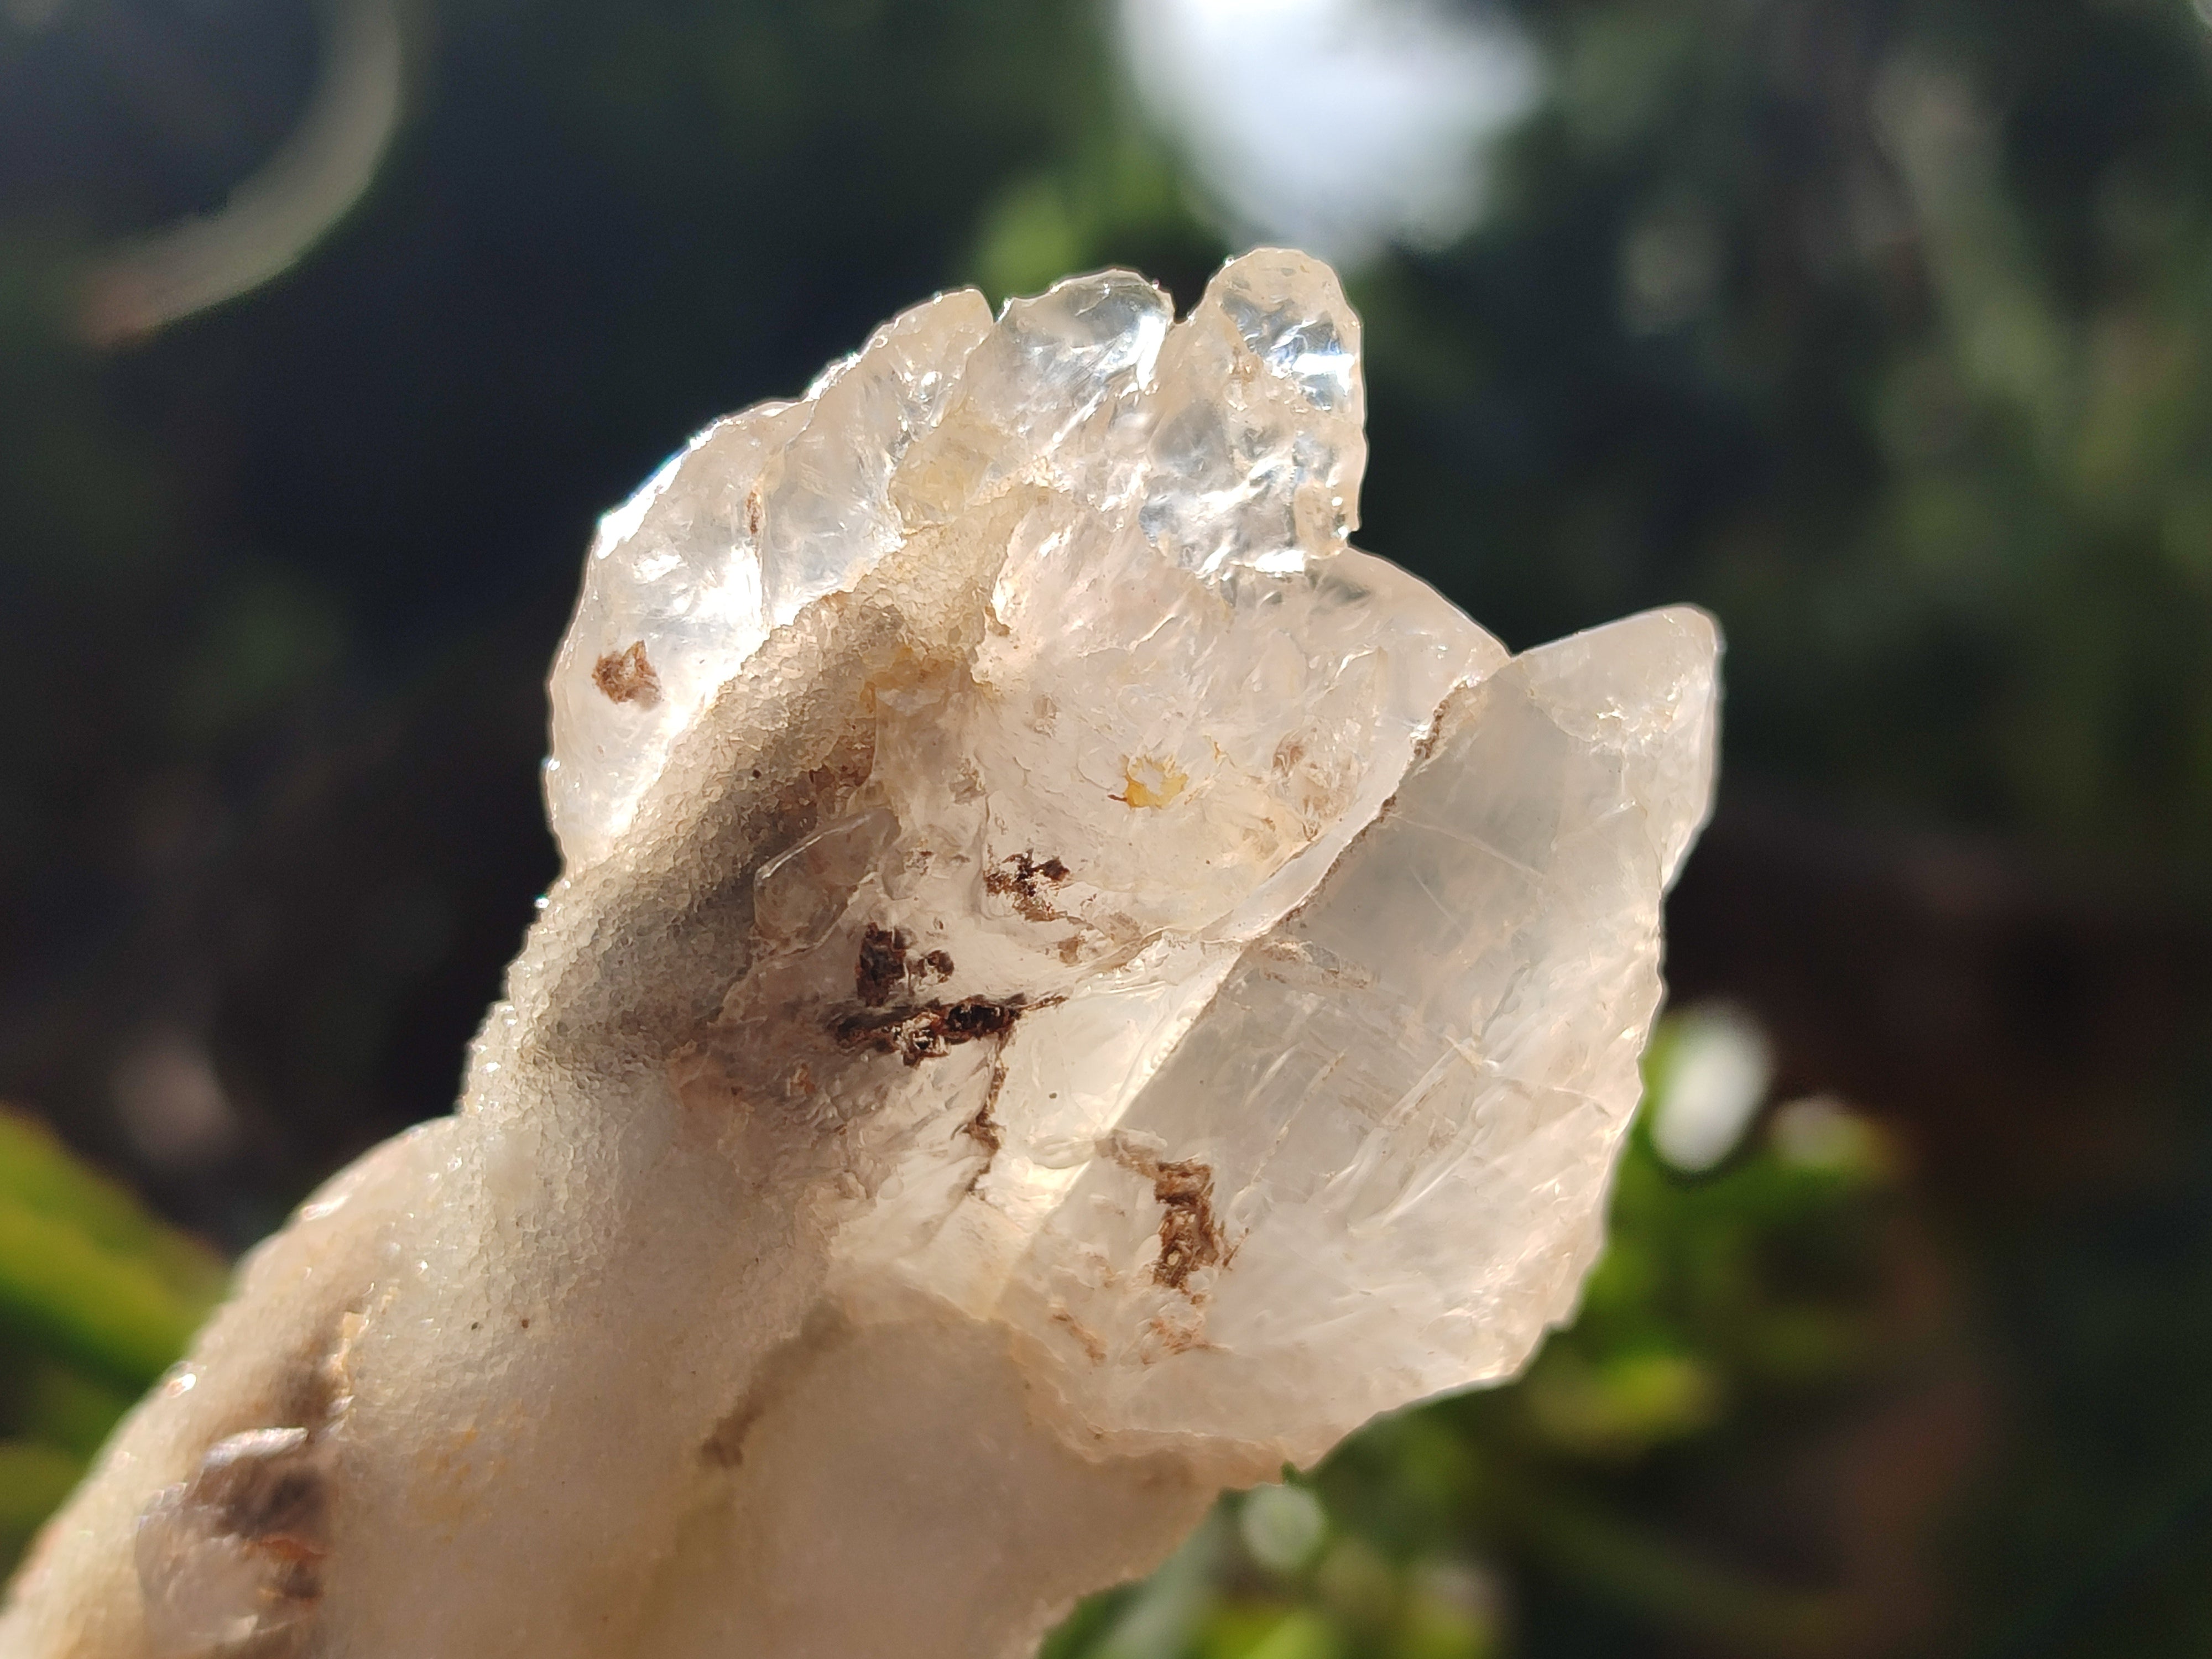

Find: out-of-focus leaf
<box><xmin>0</xmin><ymin>1441</ymin><xmax>86</xmax><ymax>1555</ymax></box>
<box><xmin>0</xmin><ymin>1197</ymin><xmax>208</xmax><ymax>1391</ymax></box>
<box><xmin>0</xmin><ymin>1113</ymin><xmax>227</xmax><ymax>1305</ymax></box>
<box><xmin>14</xmin><ymin>1361</ymin><xmax>137</xmax><ymax>1460</ymax></box>
<box><xmin>1492</xmin><ymin>1464</ymin><xmax>1856</xmax><ymax>1658</ymax></box>
<box><xmin>1520</xmin><ymin>1347</ymin><xmax>1723</xmax><ymax>1459</ymax></box>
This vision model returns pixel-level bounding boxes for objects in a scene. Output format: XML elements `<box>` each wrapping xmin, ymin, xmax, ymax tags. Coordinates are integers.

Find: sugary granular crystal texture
<box><xmin>1</xmin><ymin>251</ymin><xmax>1717</xmax><ymax>1659</ymax></box>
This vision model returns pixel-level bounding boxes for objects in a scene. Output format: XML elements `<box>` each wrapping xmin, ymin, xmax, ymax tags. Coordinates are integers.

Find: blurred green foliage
<box><xmin>0</xmin><ymin>1111</ymin><xmax>224</xmax><ymax>1571</ymax></box>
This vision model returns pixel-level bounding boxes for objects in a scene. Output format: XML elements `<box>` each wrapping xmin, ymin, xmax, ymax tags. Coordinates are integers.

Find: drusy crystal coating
<box><xmin>2</xmin><ymin>252</ymin><xmax>1717</xmax><ymax>1659</ymax></box>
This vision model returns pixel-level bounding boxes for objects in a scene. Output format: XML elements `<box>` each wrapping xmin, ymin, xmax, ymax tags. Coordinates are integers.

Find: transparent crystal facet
<box><xmin>2</xmin><ymin>251</ymin><xmax>1717</xmax><ymax>1659</ymax></box>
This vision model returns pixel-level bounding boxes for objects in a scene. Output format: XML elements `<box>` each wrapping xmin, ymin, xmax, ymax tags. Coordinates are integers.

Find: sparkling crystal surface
<box><xmin>1</xmin><ymin>250</ymin><xmax>1717</xmax><ymax>1659</ymax></box>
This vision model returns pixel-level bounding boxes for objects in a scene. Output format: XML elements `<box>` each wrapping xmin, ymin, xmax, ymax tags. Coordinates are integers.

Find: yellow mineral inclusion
<box><xmin>1118</xmin><ymin>755</ymin><xmax>1188</xmax><ymax>809</ymax></box>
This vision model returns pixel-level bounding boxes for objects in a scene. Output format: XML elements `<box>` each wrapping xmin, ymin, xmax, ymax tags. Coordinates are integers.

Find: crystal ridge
<box><xmin>0</xmin><ymin>249</ymin><xmax>1718</xmax><ymax>1659</ymax></box>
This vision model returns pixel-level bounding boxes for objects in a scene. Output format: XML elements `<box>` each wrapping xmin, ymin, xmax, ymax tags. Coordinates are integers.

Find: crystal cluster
<box><xmin>1</xmin><ymin>251</ymin><xmax>1717</xmax><ymax>1659</ymax></box>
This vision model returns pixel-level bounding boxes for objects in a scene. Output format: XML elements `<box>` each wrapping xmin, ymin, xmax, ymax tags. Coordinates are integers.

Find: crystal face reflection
<box><xmin>6</xmin><ymin>252</ymin><xmax>1715</xmax><ymax>1659</ymax></box>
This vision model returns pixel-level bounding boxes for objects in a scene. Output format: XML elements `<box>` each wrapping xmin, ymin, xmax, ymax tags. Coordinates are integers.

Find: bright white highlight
<box><xmin>1651</xmin><ymin>1005</ymin><xmax>1775</xmax><ymax>1173</ymax></box>
<box><xmin>1118</xmin><ymin>0</ymin><xmax>1542</xmax><ymax>263</ymax></box>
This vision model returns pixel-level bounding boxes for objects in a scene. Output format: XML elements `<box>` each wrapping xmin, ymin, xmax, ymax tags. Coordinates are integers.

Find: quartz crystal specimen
<box><xmin>1</xmin><ymin>251</ymin><xmax>1717</xmax><ymax>1659</ymax></box>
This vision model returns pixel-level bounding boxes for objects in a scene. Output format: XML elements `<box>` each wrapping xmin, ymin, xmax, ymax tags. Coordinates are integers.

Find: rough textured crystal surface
<box><xmin>1</xmin><ymin>251</ymin><xmax>1718</xmax><ymax>1659</ymax></box>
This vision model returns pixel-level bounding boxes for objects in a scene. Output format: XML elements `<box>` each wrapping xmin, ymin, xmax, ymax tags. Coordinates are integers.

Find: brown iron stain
<box><xmin>207</xmin><ymin>1451</ymin><xmax>326</xmax><ymax>1559</ymax></box>
<box><xmin>698</xmin><ymin>1308</ymin><xmax>844</xmax><ymax>1474</ymax></box>
<box><xmin>1150</xmin><ymin>1158</ymin><xmax>1226</xmax><ymax>1290</ymax></box>
<box><xmin>1101</xmin><ymin>1138</ymin><xmax>1235</xmax><ymax>1293</ymax></box>
<box><xmin>745</xmin><ymin>480</ymin><xmax>765</xmax><ymax>537</ymax></box>
<box><xmin>264</xmin><ymin>1314</ymin><xmax>356</xmax><ymax>1432</ymax></box>
<box><xmin>1142</xmin><ymin>1310</ymin><xmax>1219</xmax><ymax>1358</ymax></box>
<box><xmin>963</xmin><ymin>1097</ymin><xmax>1003</xmax><ymax>1160</ymax></box>
<box><xmin>959</xmin><ymin>1052</ymin><xmax>1016</xmax><ymax>1193</ymax></box>
<box><xmin>592</xmin><ymin>640</ymin><xmax>661</xmax><ymax>706</ymax></box>
<box><xmin>1052</xmin><ymin>1305</ymin><xmax>1109</xmax><ymax>1365</ymax></box>
<box><xmin>700</xmin><ymin>1399</ymin><xmax>761</xmax><ymax>1470</ymax></box>
<box><xmin>831</xmin><ymin>996</ymin><xmax>1034</xmax><ymax>1066</ymax></box>
<box><xmin>411</xmin><ymin>1411</ymin><xmax>521</xmax><ymax>1538</ymax></box>
<box><xmin>172</xmin><ymin>1429</ymin><xmax>332</xmax><ymax>1611</ymax></box>
<box><xmin>985</xmin><ymin>851</ymin><xmax>1071</xmax><ymax>921</ymax></box>
<box><xmin>855</xmin><ymin>924</ymin><xmax>912</xmax><ymax>1007</ymax></box>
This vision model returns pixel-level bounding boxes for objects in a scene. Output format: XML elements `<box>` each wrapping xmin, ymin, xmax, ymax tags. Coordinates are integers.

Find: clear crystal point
<box><xmin>3</xmin><ymin>251</ymin><xmax>1717</xmax><ymax>1659</ymax></box>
